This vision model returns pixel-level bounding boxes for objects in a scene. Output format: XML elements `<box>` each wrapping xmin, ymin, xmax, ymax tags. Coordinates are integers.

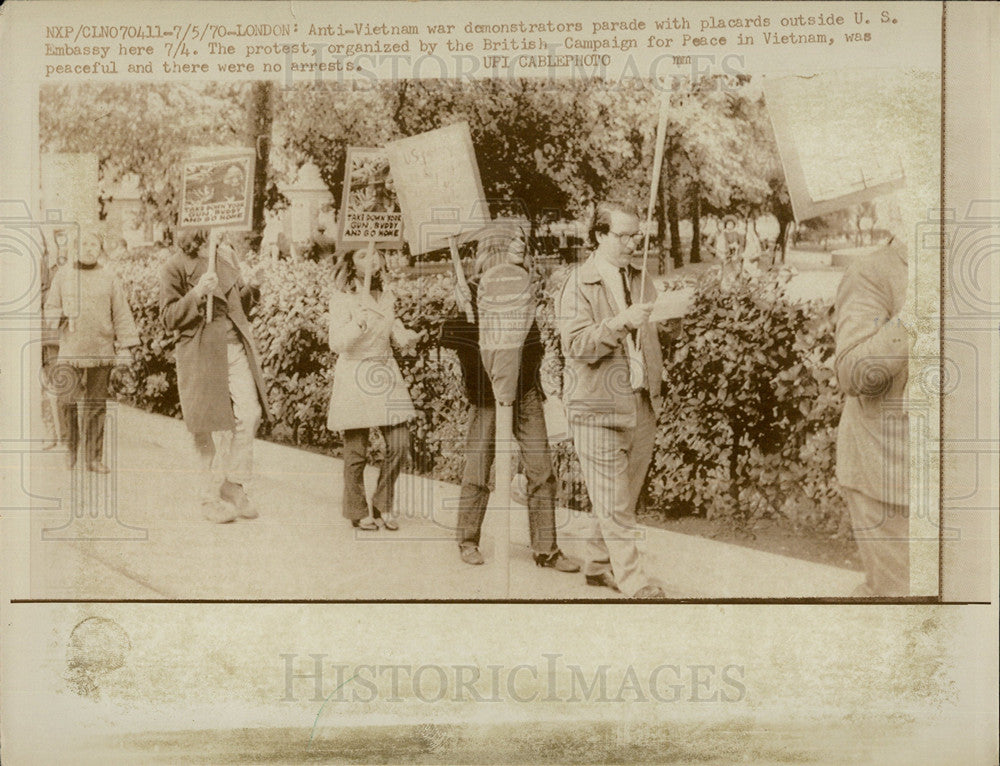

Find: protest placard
<box><xmin>385</xmin><ymin>121</ymin><xmax>488</xmax><ymax>255</ymax></box>
<box><xmin>763</xmin><ymin>73</ymin><xmax>906</xmax><ymax>221</ymax></box>
<box><xmin>337</xmin><ymin>146</ymin><xmax>404</xmax><ymax>248</ymax></box>
<box><xmin>178</xmin><ymin>150</ymin><xmax>255</xmax><ymax>230</ymax></box>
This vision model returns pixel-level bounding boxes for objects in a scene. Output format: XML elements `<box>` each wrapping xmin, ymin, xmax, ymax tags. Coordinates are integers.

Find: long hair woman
<box><xmin>327</xmin><ymin>248</ymin><xmax>421</xmax><ymax>531</ymax></box>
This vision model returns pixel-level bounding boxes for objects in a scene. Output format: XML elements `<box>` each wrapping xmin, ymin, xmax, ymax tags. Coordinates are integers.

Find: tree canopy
<box><xmin>39</xmin><ymin>76</ymin><xmax>817</xmax><ymax>251</ymax></box>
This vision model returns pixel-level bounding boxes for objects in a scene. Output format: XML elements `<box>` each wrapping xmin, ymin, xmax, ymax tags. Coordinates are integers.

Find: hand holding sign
<box><xmin>179</xmin><ymin>149</ymin><xmax>256</xmax><ymax>323</ymax></box>
<box><xmin>613</xmin><ymin>301</ymin><xmax>656</xmax><ymax>332</ymax></box>
<box><xmin>192</xmin><ymin>271</ymin><xmax>219</xmax><ymax>300</ymax></box>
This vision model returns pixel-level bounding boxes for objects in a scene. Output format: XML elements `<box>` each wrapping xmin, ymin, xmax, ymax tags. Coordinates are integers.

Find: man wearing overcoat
<box><xmin>159</xmin><ymin>235</ymin><xmax>270</xmax><ymax>522</ymax></box>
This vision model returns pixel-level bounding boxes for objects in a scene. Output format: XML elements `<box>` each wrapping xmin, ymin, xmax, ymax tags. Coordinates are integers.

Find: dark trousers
<box><xmin>40</xmin><ymin>346</ymin><xmax>67</xmax><ymax>443</ymax></box>
<box><xmin>342</xmin><ymin>423</ymin><xmax>411</xmax><ymax>521</ymax></box>
<box><xmin>61</xmin><ymin>365</ymin><xmax>111</xmax><ymax>465</ymax></box>
<box><xmin>457</xmin><ymin>387</ymin><xmax>558</xmax><ymax>556</ymax></box>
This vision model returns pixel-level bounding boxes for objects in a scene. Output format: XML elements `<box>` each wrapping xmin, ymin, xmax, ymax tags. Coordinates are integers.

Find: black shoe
<box><xmin>585</xmin><ymin>572</ymin><xmax>619</xmax><ymax>591</ymax></box>
<box><xmin>88</xmin><ymin>461</ymin><xmax>111</xmax><ymax>474</ymax></box>
<box><xmin>534</xmin><ymin>549</ymin><xmax>581</xmax><ymax>573</ymax></box>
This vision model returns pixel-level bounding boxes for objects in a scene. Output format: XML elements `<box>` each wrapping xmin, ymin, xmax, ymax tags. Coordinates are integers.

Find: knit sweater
<box><xmin>43</xmin><ymin>262</ymin><xmax>139</xmax><ymax>366</ymax></box>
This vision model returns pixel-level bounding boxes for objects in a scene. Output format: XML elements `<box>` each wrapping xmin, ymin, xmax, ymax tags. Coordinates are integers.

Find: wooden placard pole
<box><xmin>206</xmin><ymin>228</ymin><xmax>219</xmax><ymax>323</ymax></box>
<box><xmin>638</xmin><ymin>82</ymin><xmax>671</xmax><ymax>304</ymax></box>
<box><xmin>362</xmin><ymin>240</ymin><xmax>376</xmax><ymax>298</ymax></box>
<box><xmin>448</xmin><ymin>235</ymin><xmax>475</xmax><ymax>323</ymax></box>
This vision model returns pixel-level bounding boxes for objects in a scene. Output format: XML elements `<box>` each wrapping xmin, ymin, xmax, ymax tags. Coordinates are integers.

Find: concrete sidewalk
<box><xmin>29</xmin><ymin>405</ymin><xmax>864</xmax><ymax>600</ymax></box>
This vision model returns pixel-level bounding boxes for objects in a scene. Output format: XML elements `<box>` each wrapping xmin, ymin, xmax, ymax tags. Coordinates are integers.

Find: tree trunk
<box><xmin>659</xmin><ymin>166</ymin><xmax>682</xmax><ymax>270</ymax></box>
<box><xmin>246</xmin><ymin>81</ymin><xmax>274</xmax><ymax>249</ymax></box>
<box><xmin>690</xmin><ymin>190</ymin><xmax>702</xmax><ymax>264</ymax></box>
<box><xmin>667</xmin><ymin>194</ymin><xmax>682</xmax><ymax>270</ymax></box>
<box><xmin>775</xmin><ymin>215</ymin><xmax>792</xmax><ymax>264</ymax></box>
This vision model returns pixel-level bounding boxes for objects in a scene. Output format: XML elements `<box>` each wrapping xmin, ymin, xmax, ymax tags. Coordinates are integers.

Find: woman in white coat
<box><xmin>327</xmin><ymin>248</ymin><xmax>421</xmax><ymax>531</ymax></box>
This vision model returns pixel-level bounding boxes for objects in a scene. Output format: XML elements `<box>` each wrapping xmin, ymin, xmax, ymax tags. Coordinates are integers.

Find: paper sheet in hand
<box><xmin>650</xmin><ymin>286</ymin><xmax>695</xmax><ymax>322</ymax></box>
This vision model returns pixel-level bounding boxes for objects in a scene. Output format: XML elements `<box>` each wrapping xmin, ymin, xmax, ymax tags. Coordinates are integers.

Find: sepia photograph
<box><xmin>0</xmin><ymin>2</ymin><xmax>995</xmax><ymax>765</ymax></box>
<box><xmin>28</xmin><ymin>66</ymin><xmax>939</xmax><ymax>600</ymax></box>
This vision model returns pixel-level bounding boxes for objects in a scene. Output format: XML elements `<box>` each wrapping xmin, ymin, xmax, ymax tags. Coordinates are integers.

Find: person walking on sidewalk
<box><xmin>440</xmin><ymin>229</ymin><xmax>579</xmax><ymax>573</ymax></box>
<box><xmin>327</xmin><ymin>248</ymin><xmax>420</xmax><ymax>532</ymax></box>
<box><xmin>39</xmin><ymin>240</ymin><xmax>66</xmax><ymax>451</ymax></box>
<box><xmin>44</xmin><ymin>231</ymin><xmax>139</xmax><ymax>472</ymax></box>
<box><xmin>159</xmin><ymin>234</ymin><xmax>271</xmax><ymax>523</ymax></box>
<box><xmin>558</xmin><ymin>201</ymin><xmax>669</xmax><ymax>599</ymax></box>
<box><xmin>834</xmin><ymin>224</ymin><xmax>911</xmax><ymax>597</ymax></box>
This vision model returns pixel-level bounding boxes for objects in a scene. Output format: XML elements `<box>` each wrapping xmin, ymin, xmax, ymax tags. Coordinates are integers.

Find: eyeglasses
<box><xmin>608</xmin><ymin>230</ymin><xmax>643</xmax><ymax>244</ymax></box>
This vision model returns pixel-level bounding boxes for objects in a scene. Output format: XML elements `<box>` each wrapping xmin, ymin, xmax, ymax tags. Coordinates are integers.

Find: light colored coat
<box><xmin>834</xmin><ymin>239</ymin><xmax>909</xmax><ymax>505</ymax></box>
<box><xmin>558</xmin><ymin>255</ymin><xmax>663</xmax><ymax>428</ymax></box>
<box><xmin>326</xmin><ymin>288</ymin><xmax>416</xmax><ymax>431</ymax></box>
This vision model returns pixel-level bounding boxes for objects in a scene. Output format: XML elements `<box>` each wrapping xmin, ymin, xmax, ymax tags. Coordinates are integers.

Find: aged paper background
<box><xmin>1</xmin><ymin>1</ymin><xmax>996</xmax><ymax>763</ymax></box>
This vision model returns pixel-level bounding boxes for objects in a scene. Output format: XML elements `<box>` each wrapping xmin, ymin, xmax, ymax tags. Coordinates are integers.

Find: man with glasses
<box><xmin>557</xmin><ymin>201</ymin><xmax>668</xmax><ymax>599</ymax></box>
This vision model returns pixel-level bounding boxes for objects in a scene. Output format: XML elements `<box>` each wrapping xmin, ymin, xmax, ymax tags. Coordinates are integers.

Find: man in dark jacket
<box><xmin>159</xmin><ymin>235</ymin><xmax>270</xmax><ymax>523</ymax></box>
<box><xmin>441</xmin><ymin>232</ymin><xmax>578</xmax><ymax>572</ymax></box>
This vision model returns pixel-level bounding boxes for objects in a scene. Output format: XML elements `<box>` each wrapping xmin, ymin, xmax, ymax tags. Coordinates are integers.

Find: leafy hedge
<box><xmin>650</xmin><ymin>265</ymin><xmax>846</xmax><ymax>534</ymax></box>
<box><xmin>111</xmin><ymin>252</ymin><xmax>847</xmax><ymax>535</ymax></box>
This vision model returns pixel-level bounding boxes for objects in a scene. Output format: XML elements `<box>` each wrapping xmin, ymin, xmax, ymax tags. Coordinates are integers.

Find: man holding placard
<box><xmin>558</xmin><ymin>201</ymin><xmax>670</xmax><ymax>599</ymax></box>
<box><xmin>441</xmin><ymin>228</ymin><xmax>579</xmax><ymax>573</ymax></box>
<box><xmin>160</xmin><ymin>233</ymin><xmax>270</xmax><ymax>523</ymax></box>
<box><xmin>162</xmin><ymin>149</ymin><xmax>269</xmax><ymax>524</ymax></box>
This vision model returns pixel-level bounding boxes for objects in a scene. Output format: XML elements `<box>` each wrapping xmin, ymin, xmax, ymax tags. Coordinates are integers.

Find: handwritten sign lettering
<box><xmin>179</xmin><ymin>150</ymin><xmax>255</xmax><ymax>230</ymax></box>
<box><xmin>338</xmin><ymin>147</ymin><xmax>404</xmax><ymax>247</ymax></box>
<box><xmin>386</xmin><ymin>122</ymin><xmax>489</xmax><ymax>255</ymax></box>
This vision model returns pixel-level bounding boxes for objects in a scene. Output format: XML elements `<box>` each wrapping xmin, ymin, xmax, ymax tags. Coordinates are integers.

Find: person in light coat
<box><xmin>558</xmin><ymin>201</ymin><xmax>671</xmax><ymax>599</ymax></box>
<box><xmin>327</xmin><ymin>248</ymin><xmax>420</xmax><ymax>531</ymax></box>
<box><xmin>834</xmin><ymin>231</ymin><xmax>910</xmax><ymax>596</ymax></box>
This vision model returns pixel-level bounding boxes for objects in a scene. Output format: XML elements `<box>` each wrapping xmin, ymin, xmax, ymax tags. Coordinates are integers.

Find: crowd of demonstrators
<box><xmin>40</xmin><ymin>194</ymin><xmax>910</xmax><ymax>599</ymax></box>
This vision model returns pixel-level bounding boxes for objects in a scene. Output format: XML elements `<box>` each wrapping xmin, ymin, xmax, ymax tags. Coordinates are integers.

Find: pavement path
<box><xmin>29</xmin><ymin>405</ymin><xmax>864</xmax><ymax>600</ymax></box>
